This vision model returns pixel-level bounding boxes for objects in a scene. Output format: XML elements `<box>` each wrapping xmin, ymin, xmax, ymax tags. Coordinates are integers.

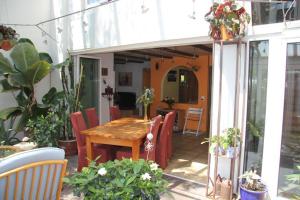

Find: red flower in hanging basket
<box><xmin>204</xmin><ymin>0</ymin><xmax>251</xmax><ymax>41</ymax></box>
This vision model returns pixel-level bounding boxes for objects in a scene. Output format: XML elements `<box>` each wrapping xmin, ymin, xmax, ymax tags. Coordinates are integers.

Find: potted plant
<box><xmin>202</xmin><ymin>135</ymin><xmax>225</xmax><ymax>155</ymax></box>
<box><xmin>54</xmin><ymin>56</ymin><xmax>83</xmax><ymax>156</ymax></box>
<box><xmin>137</xmin><ymin>88</ymin><xmax>155</xmax><ymax>120</ymax></box>
<box><xmin>205</xmin><ymin>0</ymin><xmax>250</xmax><ymax>41</ymax></box>
<box><xmin>26</xmin><ymin>112</ymin><xmax>63</xmax><ymax>147</ymax></box>
<box><xmin>0</xmin><ymin>25</ymin><xmax>19</xmax><ymax>51</ymax></box>
<box><xmin>221</xmin><ymin>128</ymin><xmax>241</xmax><ymax>158</ymax></box>
<box><xmin>162</xmin><ymin>97</ymin><xmax>175</xmax><ymax>110</ymax></box>
<box><xmin>239</xmin><ymin>170</ymin><xmax>267</xmax><ymax>200</ymax></box>
<box><xmin>64</xmin><ymin>158</ymin><xmax>168</xmax><ymax>199</ymax></box>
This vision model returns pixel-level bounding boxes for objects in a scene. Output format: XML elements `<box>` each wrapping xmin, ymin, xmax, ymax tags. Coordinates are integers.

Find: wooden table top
<box><xmin>81</xmin><ymin>117</ymin><xmax>151</xmax><ymax>140</ymax></box>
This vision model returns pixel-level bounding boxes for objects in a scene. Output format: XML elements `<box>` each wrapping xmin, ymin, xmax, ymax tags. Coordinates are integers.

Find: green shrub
<box><xmin>64</xmin><ymin>158</ymin><xmax>168</xmax><ymax>200</ymax></box>
<box><xmin>26</xmin><ymin>112</ymin><xmax>63</xmax><ymax>147</ymax></box>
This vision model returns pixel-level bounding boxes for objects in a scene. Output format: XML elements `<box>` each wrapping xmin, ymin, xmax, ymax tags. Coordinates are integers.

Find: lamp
<box><xmin>101</xmin><ymin>85</ymin><xmax>114</xmax><ymax>107</ymax></box>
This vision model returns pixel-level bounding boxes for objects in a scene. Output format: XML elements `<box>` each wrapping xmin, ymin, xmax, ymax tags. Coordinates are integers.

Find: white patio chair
<box><xmin>0</xmin><ymin>147</ymin><xmax>67</xmax><ymax>200</ymax></box>
<box><xmin>182</xmin><ymin>107</ymin><xmax>203</xmax><ymax>136</ymax></box>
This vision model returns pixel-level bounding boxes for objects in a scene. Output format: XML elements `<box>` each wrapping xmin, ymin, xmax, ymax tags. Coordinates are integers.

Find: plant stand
<box><xmin>206</xmin><ymin>40</ymin><xmax>247</xmax><ymax>199</ymax></box>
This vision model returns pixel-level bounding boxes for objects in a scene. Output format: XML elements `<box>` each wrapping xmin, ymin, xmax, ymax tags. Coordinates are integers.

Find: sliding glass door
<box><xmin>244</xmin><ymin>41</ymin><xmax>269</xmax><ymax>174</ymax></box>
<box><xmin>79</xmin><ymin>57</ymin><xmax>100</xmax><ymax>113</ymax></box>
<box><xmin>277</xmin><ymin>42</ymin><xmax>300</xmax><ymax>198</ymax></box>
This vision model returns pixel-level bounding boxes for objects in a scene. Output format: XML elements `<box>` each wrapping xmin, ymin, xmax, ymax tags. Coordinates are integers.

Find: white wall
<box><xmin>115</xmin><ymin>62</ymin><xmax>150</xmax><ymax>114</ymax></box>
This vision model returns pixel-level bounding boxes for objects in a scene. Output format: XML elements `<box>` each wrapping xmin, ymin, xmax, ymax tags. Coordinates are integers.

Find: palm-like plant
<box><xmin>0</xmin><ymin>40</ymin><xmax>52</xmax><ymax>131</ymax></box>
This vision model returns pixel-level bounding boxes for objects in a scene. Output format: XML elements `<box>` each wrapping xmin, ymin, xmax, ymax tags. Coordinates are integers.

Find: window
<box><xmin>162</xmin><ymin>67</ymin><xmax>198</xmax><ymax>104</ymax></box>
<box><xmin>252</xmin><ymin>1</ymin><xmax>300</xmax><ymax>25</ymax></box>
<box><xmin>277</xmin><ymin>42</ymin><xmax>300</xmax><ymax>198</ymax></box>
<box><xmin>244</xmin><ymin>41</ymin><xmax>269</xmax><ymax>174</ymax></box>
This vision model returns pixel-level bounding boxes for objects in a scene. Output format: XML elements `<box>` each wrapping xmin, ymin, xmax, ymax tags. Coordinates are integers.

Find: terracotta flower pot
<box><xmin>1</xmin><ymin>40</ymin><xmax>12</xmax><ymax>51</ymax></box>
<box><xmin>58</xmin><ymin>139</ymin><xmax>78</xmax><ymax>156</ymax></box>
<box><xmin>220</xmin><ymin>25</ymin><xmax>232</xmax><ymax>41</ymax></box>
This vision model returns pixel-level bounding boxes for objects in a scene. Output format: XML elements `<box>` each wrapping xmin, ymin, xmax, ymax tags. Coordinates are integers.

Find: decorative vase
<box><xmin>144</xmin><ymin>104</ymin><xmax>148</xmax><ymax>121</ymax></box>
<box><xmin>240</xmin><ymin>186</ymin><xmax>267</xmax><ymax>200</ymax></box>
<box><xmin>220</xmin><ymin>25</ymin><xmax>232</xmax><ymax>41</ymax></box>
<box><xmin>226</xmin><ymin>146</ymin><xmax>239</xmax><ymax>158</ymax></box>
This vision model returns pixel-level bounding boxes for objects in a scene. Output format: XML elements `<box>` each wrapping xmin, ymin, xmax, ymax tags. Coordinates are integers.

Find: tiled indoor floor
<box><xmin>164</xmin><ymin>132</ymin><xmax>209</xmax><ymax>184</ymax></box>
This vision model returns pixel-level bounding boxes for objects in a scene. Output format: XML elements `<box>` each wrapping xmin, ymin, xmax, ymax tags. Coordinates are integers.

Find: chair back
<box><xmin>70</xmin><ymin>112</ymin><xmax>87</xmax><ymax>147</ymax></box>
<box><xmin>167</xmin><ymin>111</ymin><xmax>176</xmax><ymax>159</ymax></box>
<box><xmin>85</xmin><ymin>107</ymin><xmax>99</xmax><ymax>128</ymax></box>
<box><xmin>0</xmin><ymin>148</ymin><xmax>67</xmax><ymax>200</ymax></box>
<box><xmin>146</xmin><ymin>115</ymin><xmax>162</xmax><ymax>161</ymax></box>
<box><xmin>109</xmin><ymin>106</ymin><xmax>121</xmax><ymax>121</ymax></box>
<box><xmin>156</xmin><ymin>111</ymin><xmax>174</xmax><ymax>168</ymax></box>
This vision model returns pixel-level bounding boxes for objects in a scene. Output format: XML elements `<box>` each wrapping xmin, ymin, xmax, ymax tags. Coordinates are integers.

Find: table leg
<box><xmin>132</xmin><ymin>141</ymin><xmax>140</xmax><ymax>161</ymax></box>
<box><xmin>86</xmin><ymin>136</ymin><xmax>93</xmax><ymax>163</ymax></box>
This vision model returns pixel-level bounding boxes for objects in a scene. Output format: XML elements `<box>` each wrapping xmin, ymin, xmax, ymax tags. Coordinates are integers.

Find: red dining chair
<box><xmin>70</xmin><ymin>112</ymin><xmax>112</xmax><ymax>172</ymax></box>
<box><xmin>156</xmin><ymin>111</ymin><xmax>175</xmax><ymax>169</ymax></box>
<box><xmin>116</xmin><ymin>115</ymin><xmax>162</xmax><ymax>161</ymax></box>
<box><xmin>109</xmin><ymin>106</ymin><xmax>121</xmax><ymax>121</ymax></box>
<box><xmin>167</xmin><ymin>111</ymin><xmax>176</xmax><ymax>159</ymax></box>
<box><xmin>85</xmin><ymin>107</ymin><xmax>99</xmax><ymax>128</ymax></box>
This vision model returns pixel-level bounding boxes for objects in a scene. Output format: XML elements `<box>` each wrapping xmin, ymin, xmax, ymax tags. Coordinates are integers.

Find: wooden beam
<box><xmin>160</xmin><ymin>48</ymin><xmax>195</xmax><ymax>57</ymax></box>
<box><xmin>114</xmin><ymin>58</ymin><xmax>145</xmax><ymax>64</ymax></box>
<box><xmin>129</xmin><ymin>50</ymin><xmax>172</xmax><ymax>59</ymax></box>
<box><xmin>192</xmin><ymin>45</ymin><xmax>212</xmax><ymax>53</ymax></box>
<box><xmin>115</xmin><ymin>53</ymin><xmax>150</xmax><ymax>61</ymax></box>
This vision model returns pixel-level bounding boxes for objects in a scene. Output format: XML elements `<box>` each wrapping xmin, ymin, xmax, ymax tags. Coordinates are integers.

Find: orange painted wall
<box><xmin>150</xmin><ymin>55</ymin><xmax>211</xmax><ymax>132</ymax></box>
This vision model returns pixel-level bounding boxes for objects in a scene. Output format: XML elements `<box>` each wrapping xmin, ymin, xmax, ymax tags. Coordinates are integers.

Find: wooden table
<box><xmin>81</xmin><ymin>117</ymin><xmax>150</xmax><ymax>161</ymax></box>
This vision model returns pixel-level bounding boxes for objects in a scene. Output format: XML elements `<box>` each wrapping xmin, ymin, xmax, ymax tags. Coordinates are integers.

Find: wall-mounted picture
<box><xmin>118</xmin><ymin>72</ymin><xmax>132</xmax><ymax>86</ymax></box>
<box><xmin>167</xmin><ymin>70</ymin><xmax>177</xmax><ymax>82</ymax></box>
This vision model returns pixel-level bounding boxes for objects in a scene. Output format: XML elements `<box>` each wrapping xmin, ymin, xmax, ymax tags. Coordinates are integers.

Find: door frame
<box><xmin>75</xmin><ymin>55</ymin><xmax>102</xmax><ymax>121</ymax></box>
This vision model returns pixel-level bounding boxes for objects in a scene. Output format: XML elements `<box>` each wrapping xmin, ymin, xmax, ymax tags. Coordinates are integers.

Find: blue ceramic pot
<box><xmin>240</xmin><ymin>186</ymin><xmax>266</xmax><ymax>200</ymax></box>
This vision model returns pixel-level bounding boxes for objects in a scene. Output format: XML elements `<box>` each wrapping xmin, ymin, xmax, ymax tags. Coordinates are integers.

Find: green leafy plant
<box><xmin>221</xmin><ymin>127</ymin><xmax>241</xmax><ymax>149</ymax></box>
<box><xmin>0</xmin><ymin>118</ymin><xmax>20</xmax><ymax>145</ymax></box>
<box><xmin>240</xmin><ymin>169</ymin><xmax>266</xmax><ymax>192</ymax></box>
<box><xmin>286</xmin><ymin>166</ymin><xmax>300</xmax><ymax>200</ymax></box>
<box><xmin>54</xmin><ymin>55</ymin><xmax>83</xmax><ymax>140</ymax></box>
<box><xmin>26</xmin><ymin>112</ymin><xmax>63</xmax><ymax>147</ymax></box>
<box><xmin>64</xmin><ymin>158</ymin><xmax>168</xmax><ymax>200</ymax></box>
<box><xmin>0</xmin><ymin>40</ymin><xmax>53</xmax><ymax>131</ymax></box>
<box><xmin>201</xmin><ymin>135</ymin><xmax>223</xmax><ymax>154</ymax></box>
<box><xmin>137</xmin><ymin>88</ymin><xmax>154</xmax><ymax>120</ymax></box>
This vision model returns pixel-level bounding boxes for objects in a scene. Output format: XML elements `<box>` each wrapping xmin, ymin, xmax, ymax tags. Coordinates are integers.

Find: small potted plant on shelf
<box><xmin>204</xmin><ymin>0</ymin><xmax>251</xmax><ymax>41</ymax></box>
<box><xmin>221</xmin><ymin>127</ymin><xmax>241</xmax><ymax>158</ymax></box>
<box><xmin>137</xmin><ymin>88</ymin><xmax>155</xmax><ymax>120</ymax></box>
<box><xmin>64</xmin><ymin>158</ymin><xmax>168</xmax><ymax>199</ymax></box>
<box><xmin>162</xmin><ymin>96</ymin><xmax>175</xmax><ymax>110</ymax></box>
<box><xmin>202</xmin><ymin>135</ymin><xmax>225</xmax><ymax>155</ymax></box>
<box><xmin>239</xmin><ymin>169</ymin><xmax>267</xmax><ymax>200</ymax></box>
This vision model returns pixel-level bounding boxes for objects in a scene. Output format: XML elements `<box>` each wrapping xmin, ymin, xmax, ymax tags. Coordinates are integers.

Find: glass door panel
<box><xmin>79</xmin><ymin>57</ymin><xmax>99</xmax><ymax>113</ymax></box>
<box><xmin>244</xmin><ymin>41</ymin><xmax>269</xmax><ymax>174</ymax></box>
<box><xmin>278</xmin><ymin>42</ymin><xmax>300</xmax><ymax>198</ymax></box>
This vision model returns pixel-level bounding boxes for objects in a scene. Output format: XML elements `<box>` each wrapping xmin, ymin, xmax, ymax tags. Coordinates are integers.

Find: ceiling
<box><xmin>114</xmin><ymin>44</ymin><xmax>212</xmax><ymax>64</ymax></box>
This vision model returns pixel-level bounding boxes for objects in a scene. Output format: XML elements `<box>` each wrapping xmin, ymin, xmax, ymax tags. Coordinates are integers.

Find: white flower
<box><xmin>98</xmin><ymin>168</ymin><xmax>107</xmax><ymax>176</ymax></box>
<box><xmin>224</xmin><ymin>6</ymin><xmax>230</xmax><ymax>12</ymax></box>
<box><xmin>141</xmin><ymin>173</ymin><xmax>151</xmax><ymax>180</ymax></box>
<box><xmin>150</xmin><ymin>163</ymin><xmax>159</xmax><ymax>171</ymax></box>
<box><xmin>232</xmin><ymin>18</ymin><xmax>240</xmax><ymax>24</ymax></box>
